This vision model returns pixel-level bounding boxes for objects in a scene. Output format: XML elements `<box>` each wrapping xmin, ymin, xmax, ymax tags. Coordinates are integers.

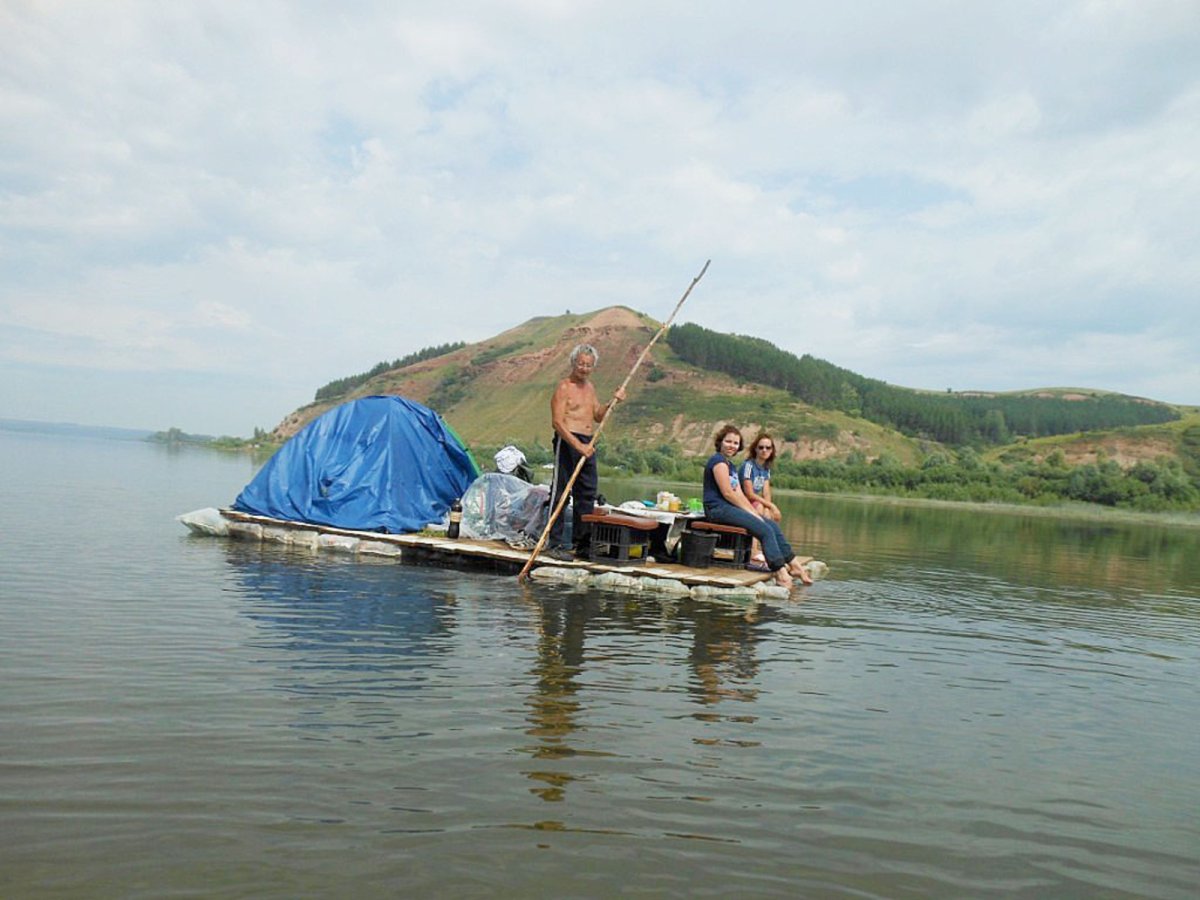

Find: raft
<box><xmin>177</xmin><ymin>508</ymin><xmax>827</xmax><ymax>603</ymax></box>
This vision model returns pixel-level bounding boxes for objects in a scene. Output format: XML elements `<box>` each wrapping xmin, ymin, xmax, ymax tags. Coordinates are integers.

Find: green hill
<box><xmin>274</xmin><ymin>306</ymin><xmax>928</xmax><ymax>464</ymax></box>
<box><xmin>665</xmin><ymin>322</ymin><xmax>1179</xmax><ymax>444</ymax></box>
<box><xmin>270</xmin><ymin>306</ymin><xmax>1195</xmax><ymax>486</ymax></box>
<box><xmin>258</xmin><ymin>306</ymin><xmax>1200</xmax><ymax>512</ymax></box>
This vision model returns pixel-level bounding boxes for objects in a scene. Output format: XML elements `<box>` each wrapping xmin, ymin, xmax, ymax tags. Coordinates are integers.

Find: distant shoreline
<box><xmin>785</xmin><ymin>486</ymin><xmax>1200</xmax><ymax>529</ymax></box>
<box><xmin>0</xmin><ymin>418</ymin><xmax>153</xmax><ymax>441</ymax></box>
<box><xmin>615</xmin><ymin>475</ymin><xmax>1200</xmax><ymax>530</ymax></box>
<box><xmin>5</xmin><ymin>420</ymin><xmax>1196</xmax><ymax>529</ymax></box>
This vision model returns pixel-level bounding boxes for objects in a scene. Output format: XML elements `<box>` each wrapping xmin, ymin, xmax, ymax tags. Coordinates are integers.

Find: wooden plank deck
<box><xmin>218</xmin><ymin>508</ymin><xmax>803</xmax><ymax>589</ymax></box>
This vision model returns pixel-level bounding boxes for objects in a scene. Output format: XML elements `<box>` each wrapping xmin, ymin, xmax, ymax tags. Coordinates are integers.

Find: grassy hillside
<box><xmin>271</xmin><ymin>306</ymin><xmax>1194</xmax><ymax>481</ymax></box>
<box><xmin>987</xmin><ymin>409</ymin><xmax>1200</xmax><ymax>473</ymax></box>
<box><xmin>274</xmin><ymin>306</ymin><xmax>932</xmax><ymax>466</ymax></box>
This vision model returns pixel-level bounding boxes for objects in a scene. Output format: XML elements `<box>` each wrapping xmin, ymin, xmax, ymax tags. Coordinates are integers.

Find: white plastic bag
<box><xmin>460</xmin><ymin>473</ymin><xmax>549</xmax><ymax>541</ymax></box>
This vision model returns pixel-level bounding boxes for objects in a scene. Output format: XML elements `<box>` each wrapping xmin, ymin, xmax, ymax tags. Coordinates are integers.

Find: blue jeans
<box><xmin>704</xmin><ymin>502</ymin><xmax>795</xmax><ymax>571</ymax></box>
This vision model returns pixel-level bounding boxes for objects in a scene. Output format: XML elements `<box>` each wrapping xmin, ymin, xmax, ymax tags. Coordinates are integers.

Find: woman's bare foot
<box><xmin>789</xmin><ymin>561</ymin><xmax>813</xmax><ymax>585</ymax></box>
<box><xmin>774</xmin><ymin>568</ymin><xmax>794</xmax><ymax>589</ymax></box>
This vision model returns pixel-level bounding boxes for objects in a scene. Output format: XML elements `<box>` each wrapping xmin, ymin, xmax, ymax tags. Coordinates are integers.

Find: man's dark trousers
<box><xmin>549</xmin><ymin>432</ymin><xmax>597</xmax><ymax>553</ymax></box>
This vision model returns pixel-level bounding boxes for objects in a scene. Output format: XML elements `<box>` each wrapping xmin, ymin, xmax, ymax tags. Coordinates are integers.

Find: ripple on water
<box><xmin>3</xmin><ymin>436</ymin><xmax>1200</xmax><ymax>898</ymax></box>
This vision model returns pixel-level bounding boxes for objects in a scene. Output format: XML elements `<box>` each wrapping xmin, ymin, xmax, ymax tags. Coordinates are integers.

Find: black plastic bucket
<box><xmin>679</xmin><ymin>531</ymin><xmax>717</xmax><ymax>568</ymax></box>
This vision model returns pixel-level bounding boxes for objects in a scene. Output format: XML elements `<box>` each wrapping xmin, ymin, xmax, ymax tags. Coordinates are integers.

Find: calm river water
<box><xmin>2</xmin><ymin>426</ymin><xmax>1198</xmax><ymax>898</ymax></box>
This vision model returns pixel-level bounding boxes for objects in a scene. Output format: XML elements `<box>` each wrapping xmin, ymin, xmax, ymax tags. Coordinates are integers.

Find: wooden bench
<box><xmin>580</xmin><ymin>512</ymin><xmax>658</xmax><ymax>565</ymax></box>
<box><xmin>688</xmin><ymin>520</ymin><xmax>752</xmax><ymax>568</ymax></box>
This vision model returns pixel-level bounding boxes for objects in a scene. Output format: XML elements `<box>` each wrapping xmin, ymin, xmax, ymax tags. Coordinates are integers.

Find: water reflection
<box><xmin>223</xmin><ymin>541</ymin><xmax>457</xmax><ymax>661</ymax></box>
<box><xmin>685</xmin><ymin>602</ymin><xmax>767</xmax><ymax>708</ymax></box>
<box><xmin>219</xmin><ymin>538</ymin><xmax>788</xmax><ymax>814</ymax></box>
<box><xmin>605</xmin><ymin>478</ymin><xmax>1200</xmax><ymax>597</ymax></box>
<box><xmin>518</xmin><ymin>589</ymin><xmax>788</xmax><ymax>809</ymax></box>
<box><xmin>219</xmin><ymin>542</ymin><xmax>462</xmax><ymax>744</ymax></box>
<box><xmin>780</xmin><ymin>493</ymin><xmax>1200</xmax><ymax>601</ymax></box>
<box><xmin>9</xmin><ymin>430</ymin><xmax>1200</xmax><ymax>897</ymax></box>
<box><xmin>522</xmin><ymin>594</ymin><xmax>594</xmax><ymax>802</ymax></box>
<box><xmin>209</xmin><ymin>511</ymin><xmax>1199</xmax><ymax>885</ymax></box>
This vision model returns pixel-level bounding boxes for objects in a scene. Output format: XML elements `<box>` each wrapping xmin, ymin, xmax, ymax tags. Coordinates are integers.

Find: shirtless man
<box><xmin>547</xmin><ymin>343</ymin><xmax>626</xmax><ymax>559</ymax></box>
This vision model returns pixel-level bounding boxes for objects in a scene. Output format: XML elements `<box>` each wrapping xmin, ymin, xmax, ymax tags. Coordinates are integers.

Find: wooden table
<box><xmin>599</xmin><ymin>503</ymin><xmax>705</xmax><ymax>556</ymax></box>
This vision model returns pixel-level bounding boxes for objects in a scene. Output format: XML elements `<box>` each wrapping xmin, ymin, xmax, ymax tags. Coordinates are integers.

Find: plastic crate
<box><xmin>689</xmin><ymin>520</ymin><xmax>751</xmax><ymax>569</ymax></box>
<box><xmin>679</xmin><ymin>530</ymin><xmax>717</xmax><ymax>568</ymax></box>
<box><xmin>581</xmin><ymin>513</ymin><xmax>657</xmax><ymax>566</ymax></box>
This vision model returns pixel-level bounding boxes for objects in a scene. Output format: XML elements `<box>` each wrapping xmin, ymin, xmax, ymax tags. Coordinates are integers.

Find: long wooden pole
<box><xmin>518</xmin><ymin>260</ymin><xmax>710</xmax><ymax>582</ymax></box>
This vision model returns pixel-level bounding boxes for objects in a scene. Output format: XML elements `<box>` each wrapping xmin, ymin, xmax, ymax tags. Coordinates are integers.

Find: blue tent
<box><xmin>233</xmin><ymin>396</ymin><xmax>480</xmax><ymax>533</ymax></box>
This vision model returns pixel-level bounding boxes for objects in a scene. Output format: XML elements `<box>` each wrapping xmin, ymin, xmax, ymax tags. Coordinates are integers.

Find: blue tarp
<box><xmin>232</xmin><ymin>395</ymin><xmax>480</xmax><ymax>534</ymax></box>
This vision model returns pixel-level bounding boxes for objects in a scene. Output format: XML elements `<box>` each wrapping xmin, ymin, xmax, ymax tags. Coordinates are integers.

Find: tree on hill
<box><xmin>313</xmin><ymin>342</ymin><xmax>466</xmax><ymax>402</ymax></box>
<box><xmin>666</xmin><ymin>323</ymin><xmax>1179</xmax><ymax>446</ymax></box>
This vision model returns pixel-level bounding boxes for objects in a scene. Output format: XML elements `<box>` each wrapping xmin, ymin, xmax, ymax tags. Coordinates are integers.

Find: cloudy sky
<box><xmin>2</xmin><ymin>1</ymin><xmax>1198</xmax><ymax>435</ymax></box>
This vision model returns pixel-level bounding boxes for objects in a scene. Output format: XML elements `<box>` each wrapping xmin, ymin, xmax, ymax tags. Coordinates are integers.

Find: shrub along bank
<box><xmin>564</xmin><ymin>441</ymin><xmax>1200</xmax><ymax>514</ymax></box>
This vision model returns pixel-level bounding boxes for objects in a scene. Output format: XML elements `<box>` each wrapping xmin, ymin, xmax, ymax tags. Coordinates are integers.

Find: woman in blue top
<box><xmin>702</xmin><ymin>424</ymin><xmax>812</xmax><ymax>588</ymax></box>
<box><xmin>740</xmin><ymin>430</ymin><xmax>782</xmax><ymax>567</ymax></box>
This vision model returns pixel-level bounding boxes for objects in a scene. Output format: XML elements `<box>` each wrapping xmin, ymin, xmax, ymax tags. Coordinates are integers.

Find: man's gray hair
<box><xmin>569</xmin><ymin>343</ymin><xmax>599</xmax><ymax>366</ymax></box>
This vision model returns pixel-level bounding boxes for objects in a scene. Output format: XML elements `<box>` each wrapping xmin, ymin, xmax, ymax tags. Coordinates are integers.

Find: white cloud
<box><xmin>1</xmin><ymin>1</ymin><xmax>1198</xmax><ymax>434</ymax></box>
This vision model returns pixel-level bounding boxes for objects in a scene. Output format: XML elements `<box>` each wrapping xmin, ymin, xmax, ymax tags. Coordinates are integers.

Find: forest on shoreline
<box><xmin>147</xmin><ymin>310</ymin><xmax>1200</xmax><ymax>520</ymax></box>
<box><xmin>502</xmin><ymin>437</ymin><xmax>1200</xmax><ymax>516</ymax></box>
<box><xmin>666</xmin><ymin>323</ymin><xmax>1180</xmax><ymax>445</ymax></box>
